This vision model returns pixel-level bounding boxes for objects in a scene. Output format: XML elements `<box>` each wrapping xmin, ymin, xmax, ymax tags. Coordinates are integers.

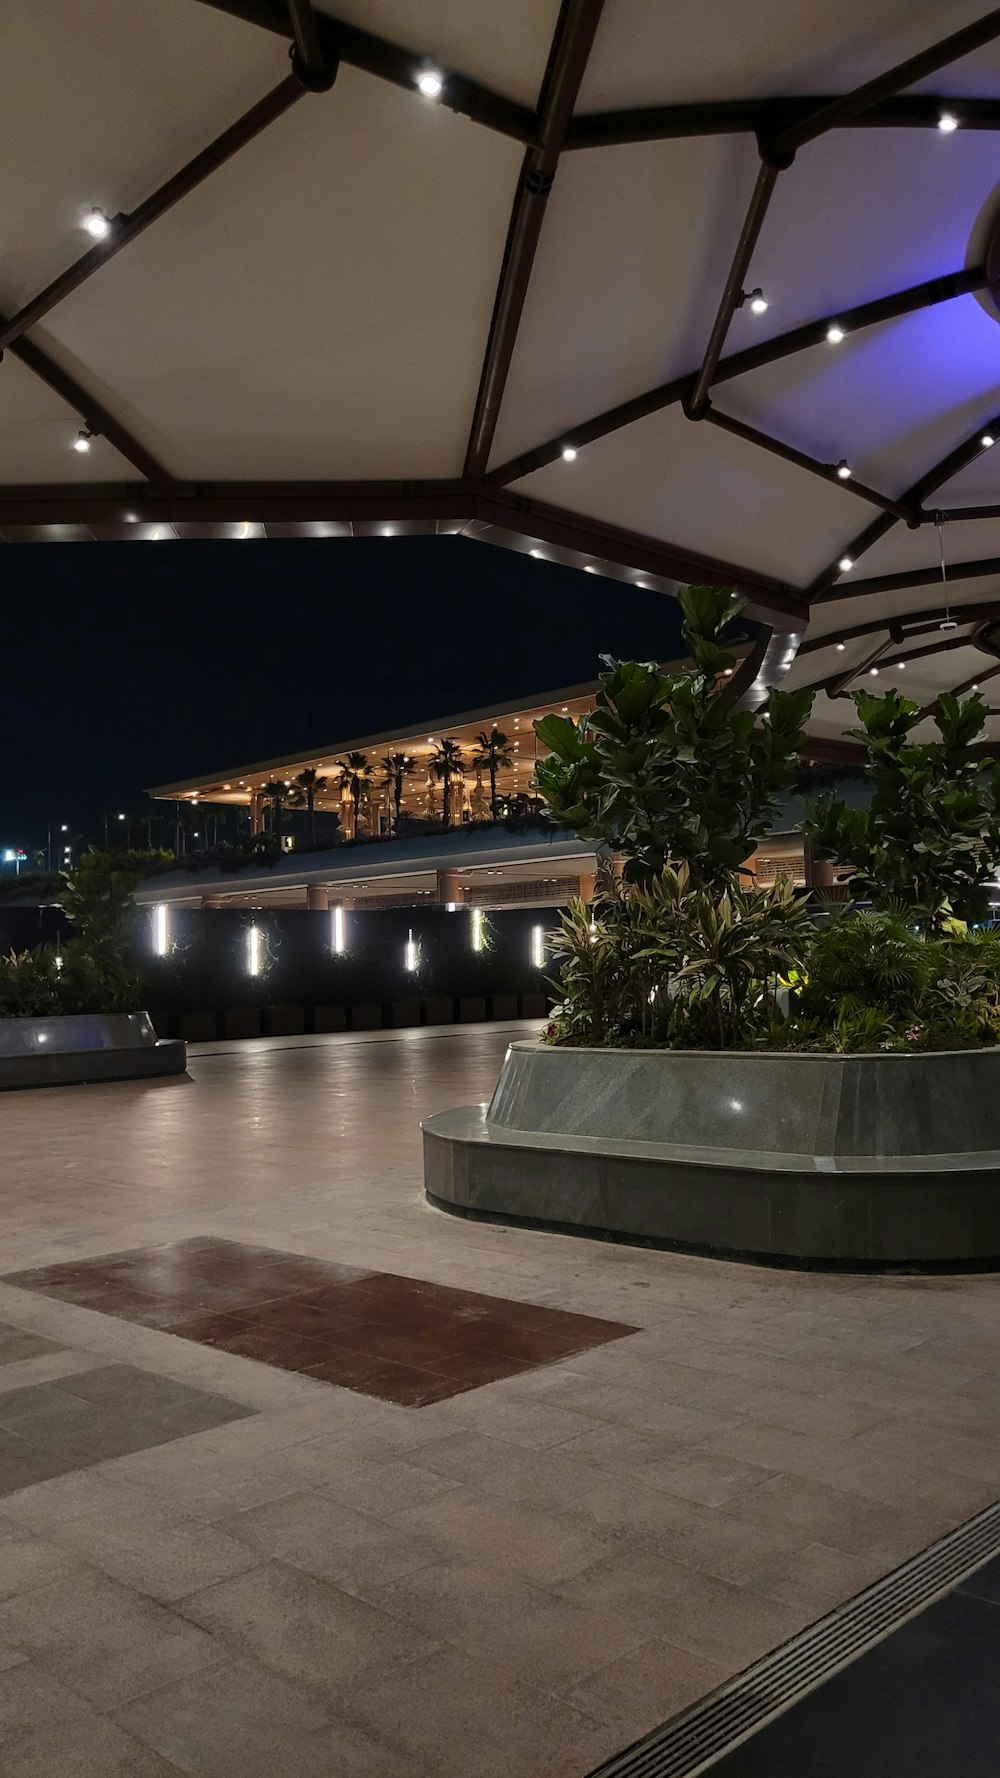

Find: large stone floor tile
<box><xmin>405</xmin><ymin>1431</ymin><xmax>604</xmax><ymax>1510</ymax></box>
<box><xmin>216</xmin><ymin>1488</ymin><xmax>442</xmax><ymax>1592</ymax></box>
<box><xmin>3</xmin><ymin>1711</ymin><xmax>186</xmax><ymax>1776</ymax></box>
<box><xmin>742</xmin><ymin>1539</ymin><xmax>888</xmax><ymax>1612</ymax></box>
<box><xmin>0</xmin><ymin>1525</ymin><xmax>87</xmax><ymax>1600</ymax></box>
<box><xmin>174</xmin><ymin>1558</ymin><xmax>439</xmax><ymax>1694</ymax></box>
<box><xmin>562</xmin><ymin>1634</ymin><xmax>727</xmax><ymax>1744</ymax></box>
<box><xmin>0</xmin><ymin>1570</ymin><xmax>228</xmax><ymax>1710</ymax></box>
<box><xmin>392</xmin><ymin>1485</ymin><xmax>609</xmax><ymax>1584</ymax></box>
<box><xmin>545</xmin><ymin>1546</ymin><xmax>702</xmax><ymax>1635</ymax></box>
<box><xmin>368</xmin><ymin>1552</ymin><xmax>650</xmax><ymax>1690</ymax></box>
<box><xmin>56</xmin><ymin>1512</ymin><xmax>262</xmax><ymax>1603</ymax></box>
<box><xmin>116</xmin><ymin>1653</ymin><xmax>429</xmax><ymax>1778</ymax></box>
<box><xmin>722</xmin><ymin>1471</ymin><xmax>951</xmax><ymax>1566</ymax></box>
<box><xmin>652</xmin><ymin>1570</ymin><xmax>808</xmax><ymax>1670</ymax></box>
<box><xmin>0</xmin><ymin>1664</ymin><xmax>104</xmax><ymax>1751</ymax></box>
<box><xmin>310</xmin><ymin>1456</ymin><xmax>462</xmax><ymax>1518</ymax></box>
<box><xmin>329</xmin><ymin>1644</ymin><xmax>616</xmax><ymax>1778</ymax></box>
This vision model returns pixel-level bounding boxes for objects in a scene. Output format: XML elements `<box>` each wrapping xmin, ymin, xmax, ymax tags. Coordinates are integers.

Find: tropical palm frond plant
<box><xmin>472</xmin><ymin>728</ymin><xmax>514</xmax><ymax>821</ymax></box>
<box><xmin>339</xmin><ymin>752</ymin><xmax>370</xmax><ymax>837</ymax></box>
<box><xmin>429</xmin><ymin>738</ymin><xmax>465</xmax><ymax>828</ymax></box>
<box><xmin>286</xmin><ymin>767</ymin><xmax>324</xmax><ymax>845</ymax></box>
<box><xmin>260</xmin><ymin>778</ymin><xmax>290</xmax><ymax>839</ymax></box>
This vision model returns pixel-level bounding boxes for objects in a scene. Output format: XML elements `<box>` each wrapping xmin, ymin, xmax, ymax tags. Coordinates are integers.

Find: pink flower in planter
<box><xmin>906</xmin><ymin>1026</ymin><xmax>922</xmax><ymax>1043</ymax></box>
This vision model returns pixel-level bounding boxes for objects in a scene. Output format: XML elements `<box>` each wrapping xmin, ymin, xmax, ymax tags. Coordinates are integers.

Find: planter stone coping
<box><xmin>484</xmin><ymin>1039</ymin><xmax>1000</xmax><ymax>1164</ymax></box>
<box><xmin>0</xmin><ymin>1012</ymin><xmax>185</xmax><ymax>1090</ymax></box>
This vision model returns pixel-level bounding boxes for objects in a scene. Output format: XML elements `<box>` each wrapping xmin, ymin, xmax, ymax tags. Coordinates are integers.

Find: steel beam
<box><xmin>822</xmin><ymin>555</ymin><xmax>1000</xmax><ymax>601</ymax></box>
<box><xmin>474</xmin><ymin>488</ymin><xmax>806</xmax><ymax>619</ymax></box>
<box><xmin>462</xmin><ymin>0</ymin><xmax>604</xmax><ymax>481</ymax></box>
<box><xmin>486</xmin><ymin>267</ymin><xmax>984</xmax><ymax>487</ymax></box>
<box><xmin>287</xmin><ymin>0</ymin><xmax>335</xmax><ymax>89</ymax></box>
<box><xmin>686</xmin><ymin>163</ymin><xmax>781</xmax><ymax>419</ymax></box>
<box><xmin>192</xmin><ymin>0</ymin><xmax>538</xmax><ymax>143</ymax></box>
<box><xmin>767</xmin><ymin>10</ymin><xmax>1000</xmax><ymax>157</ymax></box>
<box><xmin>565</xmin><ymin>93</ymin><xmax>1000</xmax><ymax>149</ymax></box>
<box><xmin>0</xmin><ymin>476</ymin><xmax>805</xmax><ymax>620</ymax></box>
<box><xmin>6</xmin><ymin>337</ymin><xmax>174</xmax><ymax>485</ymax></box>
<box><xmin>702</xmin><ymin>408</ymin><xmax>915</xmax><ymax>520</ymax></box>
<box><xmin>798</xmin><ymin>599</ymin><xmax>1000</xmax><ymax>656</ymax></box>
<box><xmin>807</xmin><ymin>418</ymin><xmax>1000</xmax><ymax>600</ymax></box>
<box><xmin>0</xmin><ymin>80</ymin><xmax>305</xmax><ymax>354</ymax></box>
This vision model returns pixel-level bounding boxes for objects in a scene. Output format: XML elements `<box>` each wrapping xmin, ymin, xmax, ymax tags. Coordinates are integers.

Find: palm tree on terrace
<box><xmin>288</xmin><ymin>767</ymin><xmax>323</xmax><ymax>846</ymax></box>
<box><xmin>260</xmin><ymin>779</ymin><xmax>289</xmax><ymax>840</ymax></box>
<box><xmin>429</xmin><ymin>737</ymin><xmax>465</xmax><ymax>828</ymax></box>
<box><xmin>472</xmin><ymin>728</ymin><xmax>514</xmax><ymax>821</ymax></box>
<box><xmin>384</xmin><ymin>752</ymin><xmax>415</xmax><ymax>830</ymax></box>
<box><xmin>340</xmin><ymin>751</ymin><xmax>370</xmax><ymax>838</ymax></box>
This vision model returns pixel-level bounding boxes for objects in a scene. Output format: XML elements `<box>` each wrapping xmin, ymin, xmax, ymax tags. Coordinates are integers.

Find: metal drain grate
<box><xmin>585</xmin><ymin>1496</ymin><xmax>1000</xmax><ymax>1777</ymax></box>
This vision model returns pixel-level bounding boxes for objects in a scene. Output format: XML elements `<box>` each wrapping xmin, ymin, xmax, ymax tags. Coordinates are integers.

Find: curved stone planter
<box><xmin>422</xmin><ymin>1040</ymin><xmax>1000</xmax><ymax>1271</ymax></box>
<box><xmin>0</xmin><ymin>1013</ymin><xmax>186</xmax><ymax>1091</ymax></box>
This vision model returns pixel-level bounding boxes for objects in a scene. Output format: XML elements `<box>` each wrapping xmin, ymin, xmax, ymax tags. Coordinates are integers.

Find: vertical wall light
<box><xmin>247</xmin><ymin>925</ymin><xmax>262</xmax><ymax>976</ymax></box>
<box><xmin>471</xmin><ymin>908</ymin><xmax>484</xmax><ymax>952</ymax></box>
<box><xmin>531</xmin><ymin>925</ymin><xmax>545</xmax><ymax>968</ymax></box>
<box><xmin>331</xmin><ymin>905</ymin><xmax>345</xmax><ymax>954</ymax></box>
<box><xmin>404</xmin><ymin>929</ymin><xmax>419</xmax><ymax>971</ymax></box>
<box><xmin>153</xmin><ymin>903</ymin><xmax>168</xmax><ymax>957</ymax></box>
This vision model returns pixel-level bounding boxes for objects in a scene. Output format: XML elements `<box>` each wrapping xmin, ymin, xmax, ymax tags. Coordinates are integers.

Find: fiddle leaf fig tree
<box><xmin>533</xmin><ymin>584</ymin><xmax>814</xmax><ymax>887</ymax></box>
<box><xmin>805</xmin><ymin>687</ymin><xmax>1000</xmax><ymax>930</ymax></box>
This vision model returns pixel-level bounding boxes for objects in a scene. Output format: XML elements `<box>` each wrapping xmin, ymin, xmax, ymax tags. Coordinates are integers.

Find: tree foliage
<box><xmin>806</xmin><ymin>687</ymin><xmax>1000</xmax><ymax>930</ymax></box>
<box><xmin>534</xmin><ymin>584</ymin><xmax>813</xmax><ymax>888</ymax></box>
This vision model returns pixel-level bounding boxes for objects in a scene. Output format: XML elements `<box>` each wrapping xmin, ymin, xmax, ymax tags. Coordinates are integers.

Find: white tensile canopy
<box><xmin>6</xmin><ymin>1</ymin><xmax>1000</xmax><ymax>752</ymax></box>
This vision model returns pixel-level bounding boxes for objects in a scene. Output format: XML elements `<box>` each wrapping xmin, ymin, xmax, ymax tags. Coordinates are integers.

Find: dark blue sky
<box><xmin>0</xmin><ymin>536</ymin><xmax>688</xmax><ymax>851</ymax></box>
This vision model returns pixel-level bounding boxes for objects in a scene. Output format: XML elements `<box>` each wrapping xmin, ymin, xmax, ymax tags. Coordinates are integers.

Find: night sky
<box><xmin>0</xmin><ymin>536</ymin><xmax>686</xmax><ymax>853</ymax></box>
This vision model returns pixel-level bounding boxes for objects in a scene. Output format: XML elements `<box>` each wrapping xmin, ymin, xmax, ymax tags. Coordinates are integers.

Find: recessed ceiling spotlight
<box><xmin>937</xmin><ymin>112</ymin><xmax>959</xmax><ymax>133</ymax></box>
<box><xmin>381</xmin><ymin>526</ymin><xmax>394</xmax><ymax>537</ymax></box>
<box><xmin>73</xmin><ymin>427</ymin><xmax>93</xmax><ymax>453</ymax></box>
<box><xmin>835</xmin><ymin>459</ymin><xmax>851</xmax><ymax>479</ymax></box>
<box><xmin>838</xmin><ymin>556</ymin><xmax>853</xmax><ymax>572</ymax></box>
<box><xmin>836</xmin><ymin>642</ymin><xmax>846</xmax><ymax>652</ymax></box>
<box><xmin>739</xmin><ymin>287</ymin><xmax>769</xmax><ymax>315</ymax></box>
<box><xmin>584</xmin><ymin>564</ymin><xmax>597</xmax><ymax>573</ymax></box>
<box><xmin>826</xmin><ymin>323</ymin><xmax>845</xmax><ymax>344</ymax></box>
<box><xmin>982</xmin><ymin>434</ymin><xmax>996</xmax><ymax>449</ymax></box>
<box><xmin>416</xmin><ymin>68</ymin><xmax>444</xmax><ymax>98</ymax></box>
<box><xmin>561</xmin><ymin>445</ymin><xmax>578</xmax><ymax>461</ymax></box>
<box><xmin>972</xmin><ymin>682</ymin><xmax>980</xmax><ymax>691</ymax></box>
<box><xmin>84</xmin><ymin>206</ymin><xmax>111</xmax><ymax>238</ymax></box>
<box><xmin>896</xmin><ymin>661</ymin><xmax>905</xmax><ymax>669</ymax></box>
<box><xmin>530</xmin><ymin>549</ymin><xmax>544</xmax><ymax>558</ymax></box>
<box><xmin>869</xmin><ymin>667</ymin><xmax>879</xmax><ymax>676</ymax></box>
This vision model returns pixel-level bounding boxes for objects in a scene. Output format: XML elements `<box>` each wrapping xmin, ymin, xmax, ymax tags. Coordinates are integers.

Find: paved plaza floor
<box><xmin>0</xmin><ymin>1022</ymin><xmax>999</xmax><ymax>1775</ymax></box>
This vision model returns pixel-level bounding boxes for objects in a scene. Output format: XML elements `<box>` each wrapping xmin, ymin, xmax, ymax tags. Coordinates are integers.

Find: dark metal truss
<box><xmin>5</xmin><ymin>1</ymin><xmax>1000</xmax><ymax>659</ymax></box>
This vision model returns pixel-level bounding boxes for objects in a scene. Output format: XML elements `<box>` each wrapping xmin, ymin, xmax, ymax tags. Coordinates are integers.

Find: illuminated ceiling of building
<box><xmin>7</xmin><ymin>2</ymin><xmax>1000</xmax><ymax>748</ymax></box>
